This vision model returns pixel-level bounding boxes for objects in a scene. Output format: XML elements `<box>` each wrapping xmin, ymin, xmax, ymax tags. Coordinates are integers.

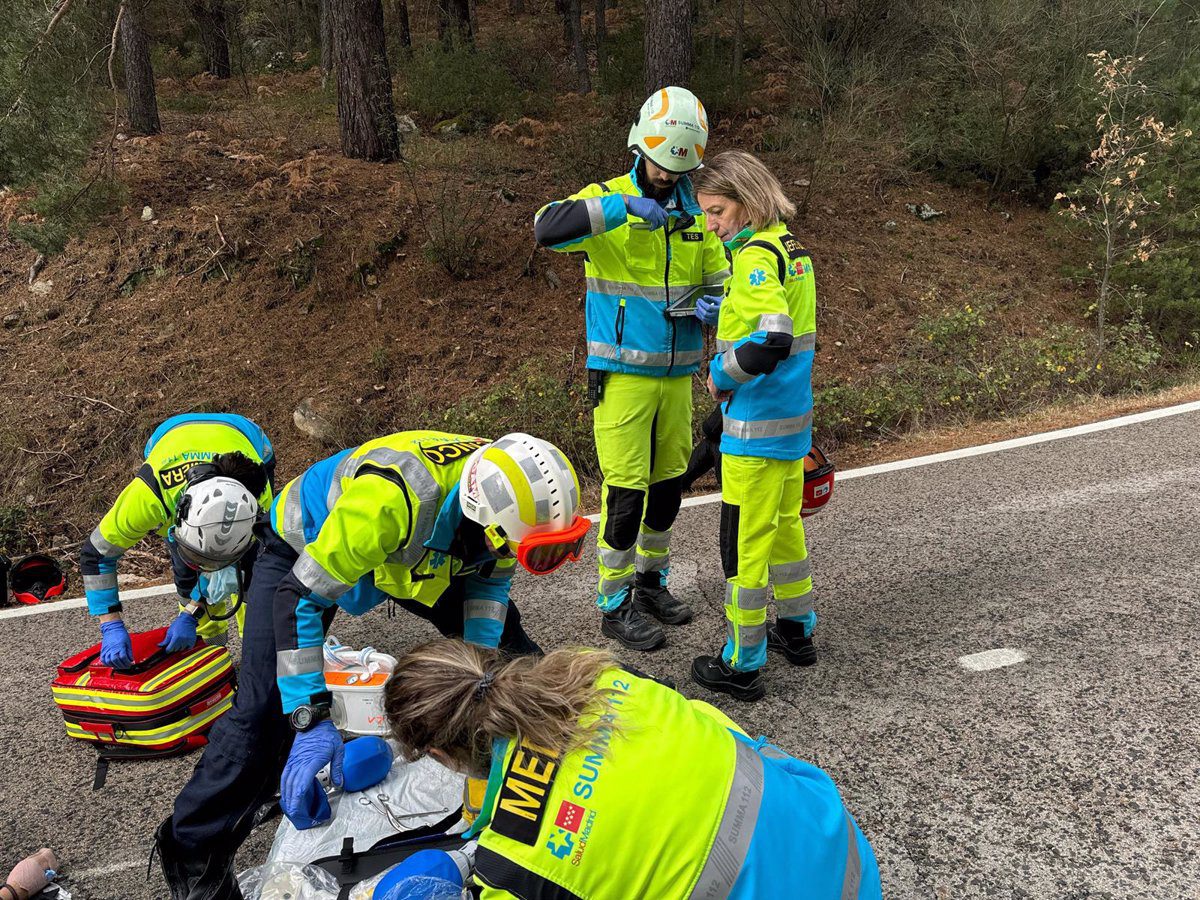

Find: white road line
<box><xmin>958</xmin><ymin>648</ymin><xmax>1030</xmax><ymax>671</ymax></box>
<box><xmin>69</xmin><ymin>859</ymin><xmax>144</xmax><ymax>879</ymax></box>
<box><xmin>6</xmin><ymin>396</ymin><xmax>1198</xmax><ymax>622</ymax></box>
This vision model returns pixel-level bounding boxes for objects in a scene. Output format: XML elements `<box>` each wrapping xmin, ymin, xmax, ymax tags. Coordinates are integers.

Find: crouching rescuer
<box><xmin>690</xmin><ymin>151</ymin><xmax>821</xmax><ymax>702</ymax></box>
<box><xmin>384</xmin><ymin>639</ymin><xmax>883</xmax><ymax>899</ymax></box>
<box><xmin>154</xmin><ymin>430</ymin><xmax>589</xmax><ymax>900</ymax></box>
<box><xmin>79</xmin><ymin>413</ymin><xmax>274</xmax><ymax>667</ymax></box>
<box><xmin>534</xmin><ymin>86</ymin><xmax>729</xmax><ymax>651</ymax></box>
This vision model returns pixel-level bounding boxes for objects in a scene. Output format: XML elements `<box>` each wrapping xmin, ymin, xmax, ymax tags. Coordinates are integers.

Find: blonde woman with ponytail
<box><xmin>690</xmin><ymin>151</ymin><xmax>821</xmax><ymax>703</ymax></box>
<box><xmin>385</xmin><ymin>638</ymin><xmax>881</xmax><ymax>899</ymax></box>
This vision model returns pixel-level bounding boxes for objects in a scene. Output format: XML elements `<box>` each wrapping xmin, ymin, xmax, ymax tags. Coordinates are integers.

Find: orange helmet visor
<box><xmin>515</xmin><ymin>515</ymin><xmax>592</xmax><ymax>576</ymax></box>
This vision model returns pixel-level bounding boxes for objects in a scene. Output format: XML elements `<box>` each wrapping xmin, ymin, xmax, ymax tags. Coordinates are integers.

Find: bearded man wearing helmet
<box><xmin>79</xmin><ymin>413</ymin><xmax>275</xmax><ymax>669</ymax></box>
<box><xmin>534</xmin><ymin>86</ymin><xmax>730</xmax><ymax>651</ymax></box>
<box><xmin>154</xmin><ymin>429</ymin><xmax>589</xmax><ymax>900</ymax></box>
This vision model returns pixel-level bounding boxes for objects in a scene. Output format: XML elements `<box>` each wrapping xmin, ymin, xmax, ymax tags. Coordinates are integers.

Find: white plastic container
<box><xmin>323</xmin><ymin>636</ymin><xmax>397</xmax><ymax>736</ymax></box>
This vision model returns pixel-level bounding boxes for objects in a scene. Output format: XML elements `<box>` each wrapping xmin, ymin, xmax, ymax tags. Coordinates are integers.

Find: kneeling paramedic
<box><xmin>79</xmin><ymin>413</ymin><xmax>274</xmax><ymax>667</ymax></box>
<box><xmin>534</xmin><ymin>86</ymin><xmax>729</xmax><ymax>651</ymax></box>
<box><xmin>385</xmin><ymin>639</ymin><xmax>883</xmax><ymax>900</ymax></box>
<box><xmin>691</xmin><ymin>151</ymin><xmax>821</xmax><ymax>702</ymax></box>
<box><xmin>155</xmin><ymin>430</ymin><xmax>589</xmax><ymax>900</ymax></box>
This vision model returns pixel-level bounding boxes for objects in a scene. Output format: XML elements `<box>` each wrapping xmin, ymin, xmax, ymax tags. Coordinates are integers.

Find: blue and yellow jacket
<box><xmin>271</xmin><ymin>431</ymin><xmax>517</xmax><ymax>713</ymax></box>
<box><xmin>710</xmin><ymin>223</ymin><xmax>817</xmax><ymax>461</ymax></box>
<box><xmin>79</xmin><ymin>413</ymin><xmax>274</xmax><ymax>616</ymax></box>
<box><xmin>468</xmin><ymin>667</ymin><xmax>881</xmax><ymax>899</ymax></box>
<box><xmin>534</xmin><ymin>164</ymin><xmax>729</xmax><ymax>378</ymax></box>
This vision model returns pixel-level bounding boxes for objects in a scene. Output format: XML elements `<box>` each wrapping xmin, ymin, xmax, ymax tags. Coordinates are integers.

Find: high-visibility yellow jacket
<box><xmin>469</xmin><ymin>667</ymin><xmax>881</xmax><ymax>899</ymax></box>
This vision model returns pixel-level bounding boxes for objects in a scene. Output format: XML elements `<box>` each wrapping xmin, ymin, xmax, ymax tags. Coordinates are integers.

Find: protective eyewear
<box><xmin>514</xmin><ymin>516</ymin><xmax>592</xmax><ymax>576</ymax></box>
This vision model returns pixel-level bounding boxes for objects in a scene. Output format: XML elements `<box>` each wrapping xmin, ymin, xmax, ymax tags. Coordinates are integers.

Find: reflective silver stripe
<box><xmin>518</xmin><ymin>454</ymin><xmax>545</xmax><ymax>484</ymax></box>
<box><xmin>204</xmin><ymin>631</ymin><xmax>229</xmax><ymax>647</ymax></box>
<box><xmin>777</xmin><ymin>594</ymin><xmax>814</xmax><ymax>619</ymax></box>
<box><xmin>599</xmin><ymin>572</ymin><xmax>634</xmax><ymax>594</ymax></box>
<box><xmin>598</xmin><ymin>546</ymin><xmax>635</xmax><ymax>569</ymax></box>
<box><xmin>534</xmin><ymin>498</ymin><xmax>551</xmax><ymax>525</ymax></box>
<box><xmin>388</xmin><ymin>452</ymin><xmax>442</xmax><ymax>567</ymax></box>
<box><xmin>704</xmin><ymin>267</ymin><xmax>731</xmax><ymax>287</ymax></box>
<box><xmin>635</xmin><ymin>553</ymin><xmax>669</xmax><ymax>573</ymax></box>
<box><xmin>770</xmin><ymin>559</ymin><xmax>811</xmax><ymax>584</ymax></box>
<box><xmin>727</xmin><ymin>582</ymin><xmax>769</xmax><ymax>610</ymax></box>
<box><xmin>88</xmin><ymin>527</ymin><xmax>126</xmax><ymax>559</ymax></box>
<box><xmin>716</xmin><ymin>333</ymin><xmax>815</xmax><ymax>356</ymax></box>
<box><xmin>587</xmin><ymin>277</ymin><xmax>706</xmax><ymax>304</ymax></box>
<box><xmin>464</xmin><ymin>599</ymin><xmax>508</xmax><ymax>623</ymax></box>
<box><xmin>277</xmin><ymin>646</ymin><xmax>323</xmax><ymax>677</ymax></box>
<box><xmin>587</xmin><ymin>341</ymin><xmax>703</xmax><ymax>368</ymax></box>
<box><xmin>83</xmin><ymin>573</ymin><xmax>118</xmax><ymax>592</ymax></box>
<box><xmin>281</xmin><ymin>480</ymin><xmax>308</xmax><ymax>553</ymax></box>
<box><xmin>724</xmin><ymin>411</ymin><xmax>813</xmax><ymax>441</ymax></box>
<box><xmin>722</xmin><ymin>349</ymin><xmax>754</xmax><ymax>384</ymax></box>
<box><xmin>637</xmin><ymin>527</ymin><xmax>672</xmax><ymax>551</ymax></box>
<box><xmin>584</xmin><ymin>196</ymin><xmax>606</xmax><ymax>234</ymax></box>
<box><xmin>758</xmin><ymin>313</ymin><xmax>793</xmax><ymax>334</ymax></box>
<box><xmin>293</xmin><ymin>550</ymin><xmax>351</xmax><ymax>600</ymax></box>
<box><xmin>481</xmin><ymin>472</ymin><xmax>514</xmax><ymax>517</ymax></box>
<box><xmin>842</xmin><ymin>813</ymin><xmax>863</xmax><ymax>900</ymax></box>
<box><xmin>689</xmin><ymin>738</ymin><xmax>765</xmax><ymax>899</ymax></box>
<box><xmin>792</xmin><ymin>332</ymin><xmax>816</xmax><ymax>354</ymax></box>
<box><xmin>326</xmin><ymin>452</ymin><xmax>360</xmax><ymax>509</ymax></box>
<box><xmin>729</xmin><ymin>621</ymin><xmax>767</xmax><ymax>647</ymax></box>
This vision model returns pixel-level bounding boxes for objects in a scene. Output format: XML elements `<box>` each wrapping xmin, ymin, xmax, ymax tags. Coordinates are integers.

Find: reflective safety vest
<box><xmin>471</xmin><ymin>669</ymin><xmax>880</xmax><ymax>900</ymax></box>
<box><xmin>710</xmin><ymin>223</ymin><xmax>816</xmax><ymax>461</ymax></box>
<box><xmin>81</xmin><ymin>413</ymin><xmax>275</xmax><ymax>616</ymax></box>
<box><xmin>536</xmin><ymin>166</ymin><xmax>730</xmax><ymax>377</ymax></box>
<box><xmin>270</xmin><ymin>431</ymin><xmax>518</xmax><ymax>712</ymax></box>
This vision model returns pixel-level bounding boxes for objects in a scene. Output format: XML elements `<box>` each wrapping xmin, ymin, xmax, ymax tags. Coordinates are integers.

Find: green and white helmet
<box><xmin>628</xmin><ymin>86</ymin><xmax>709</xmax><ymax>174</ymax></box>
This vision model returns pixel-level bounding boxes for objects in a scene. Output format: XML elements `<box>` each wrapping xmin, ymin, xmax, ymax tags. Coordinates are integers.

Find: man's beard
<box><xmin>636</xmin><ymin>159</ymin><xmax>675</xmax><ymax>201</ymax></box>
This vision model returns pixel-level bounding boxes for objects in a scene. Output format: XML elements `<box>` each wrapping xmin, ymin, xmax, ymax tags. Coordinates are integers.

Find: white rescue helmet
<box><xmin>459</xmin><ymin>434</ymin><xmax>590</xmax><ymax>575</ymax></box>
<box><xmin>173</xmin><ymin>471</ymin><xmax>259</xmax><ymax>571</ymax></box>
<box><xmin>627</xmin><ymin>86</ymin><xmax>709</xmax><ymax>174</ymax></box>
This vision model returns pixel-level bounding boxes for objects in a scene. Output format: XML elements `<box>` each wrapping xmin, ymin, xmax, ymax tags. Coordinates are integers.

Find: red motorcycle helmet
<box><xmin>9</xmin><ymin>553</ymin><xmax>67</xmax><ymax>605</ymax></box>
<box><xmin>801</xmin><ymin>445</ymin><xmax>835</xmax><ymax>518</ymax></box>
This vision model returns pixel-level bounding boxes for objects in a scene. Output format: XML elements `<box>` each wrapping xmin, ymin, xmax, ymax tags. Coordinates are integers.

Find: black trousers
<box><xmin>170</xmin><ymin>527</ymin><xmax>539</xmax><ymax>854</ymax></box>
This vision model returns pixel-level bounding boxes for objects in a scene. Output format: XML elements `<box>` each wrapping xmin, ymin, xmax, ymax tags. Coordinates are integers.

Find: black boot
<box><xmin>767</xmin><ymin>621</ymin><xmax>817</xmax><ymax>667</ymax></box>
<box><xmin>601</xmin><ymin>597</ymin><xmax>666</xmax><ymax>651</ymax></box>
<box><xmin>690</xmin><ymin>655</ymin><xmax>765</xmax><ymax>702</ymax></box>
<box><xmin>152</xmin><ymin>816</ymin><xmax>243</xmax><ymax>900</ymax></box>
<box><xmin>632</xmin><ymin>571</ymin><xmax>693</xmax><ymax>625</ymax></box>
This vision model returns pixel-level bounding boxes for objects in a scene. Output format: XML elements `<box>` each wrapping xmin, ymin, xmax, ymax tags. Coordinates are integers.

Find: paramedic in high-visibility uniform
<box><xmin>79</xmin><ymin>413</ymin><xmax>275</xmax><ymax>668</ymax></box>
<box><xmin>690</xmin><ymin>151</ymin><xmax>821</xmax><ymax>702</ymax></box>
<box><xmin>384</xmin><ymin>639</ymin><xmax>883</xmax><ymax>900</ymax></box>
<box><xmin>154</xmin><ymin>431</ymin><xmax>589</xmax><ymax>900</ymax></box>
<box><xmin>534</xmin><ymin>86</ymin><xmax>730</xmax><ymax>652</ymax></box>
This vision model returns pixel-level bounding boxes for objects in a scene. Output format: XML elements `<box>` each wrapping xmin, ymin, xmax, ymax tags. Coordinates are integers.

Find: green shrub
<box><xmin>403</xmin><ymin>43</ymin><xmax>551</xmax><ymax>130</ymax></box>
<box><xmin>8</xmin><ymin>176</ymin><xmax>125</xmax><ymax>256</ymax></box>
<box><xmin>441</xmin><ymin>363</ymin><xmax>598</xmax><ymax>482</ymax></box>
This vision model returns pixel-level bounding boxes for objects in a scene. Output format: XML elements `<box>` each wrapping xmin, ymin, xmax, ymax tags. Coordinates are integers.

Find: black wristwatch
<box><xmin>289</xmin><ymin>703</ymin><xmax>332</xmax><ymax>733</ymax></box>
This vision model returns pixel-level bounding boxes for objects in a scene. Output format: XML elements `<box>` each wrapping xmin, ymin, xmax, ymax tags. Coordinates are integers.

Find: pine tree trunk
<box><xmin>320</xmin><ymin>0</ymin><xmax>334</xmax><ymax>77</ymax></box>
<box><xmin>120</xmin><ymin>1</ymin><xmax>161</xmax><ymax>135</ymax></box>
<box><xmin>643</xmin><ymin>0</ymin><xmax>691</xmax><ymax>93</ymax></box>
<box><xmin>450</xmin><ymin>0</ymin><xmax>474</xmax><ymax>47</ymax></box>
<box><xmin>329</xmin><ymin>0</ymin><xmax>400</xmax><ymax>161</ymax></box>
<box><xmin>436</xmin><ymin>0</ymin><xmax>451</xmax><ymax>49</ymax></box>
<box><xmin>565</xmin><ymin>0</ymin><xmax>590</xmax><ymax>93</ymax></box>
<box><xmin>193</xmin><ymin>1</ymin><xmax>232</xmax><ymax>78</ymax></box>
<box><xmin>392</xmin><ymin>0</ymin><xmax>411</xmax><ymax>50</ymax></box>
<box><xmin>595</xmin><ymin>0</ymin><xmax>607</xmax><ymax>85</ymax></box>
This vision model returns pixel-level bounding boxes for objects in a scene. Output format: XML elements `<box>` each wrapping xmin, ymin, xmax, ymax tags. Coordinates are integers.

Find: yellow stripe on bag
<box><xmin>53</xmin><ymin>653</ymin><xmax>232</xmax><ymax>713</ymax></box>
<box><xmin>64</xmin><ymin>693</ymin><xmax>233</xmax><ymax>745</ymax></box>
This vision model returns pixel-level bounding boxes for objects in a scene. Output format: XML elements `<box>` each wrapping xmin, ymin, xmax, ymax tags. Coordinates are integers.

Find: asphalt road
<box><xmin>2</xmin><ymin>409</ymin><xmax>1198</xmax><ymax>899</ymax></box>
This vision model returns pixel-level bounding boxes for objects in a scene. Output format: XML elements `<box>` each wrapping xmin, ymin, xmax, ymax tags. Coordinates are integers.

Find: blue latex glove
<box><xmin>159</xmin><ymin>611</ymin><xmax>199</xmax><ymax>653</ymax></box>
<box><xmin>281</xmin><ymin>720</ymin><xmax>344</xmax><ymax>829</ymax></box>
<box><xmin>624</xmin><ymin>195</ymin><xmax>668</xmax><ymax>230</ymax></box>
<box><xmin>99</xmin><ymin>620</ymin><xmax>134</xmax><ymax>669</ymax></box>
<box><xmin>695</xmin><ymin>294</ymin><xmax>722</xmax><ymax>325</ymax></box>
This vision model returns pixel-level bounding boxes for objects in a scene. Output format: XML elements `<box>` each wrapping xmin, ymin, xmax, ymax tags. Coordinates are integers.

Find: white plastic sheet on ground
<box><xmin>237</xmin><ymin>863</ymin><xmax>341</xmax><ymax>900</ymax></box>
<box><xmin>265</xmin><ymin>750</ymin><xmax>467</xmax><ymax>868</ymax></box>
